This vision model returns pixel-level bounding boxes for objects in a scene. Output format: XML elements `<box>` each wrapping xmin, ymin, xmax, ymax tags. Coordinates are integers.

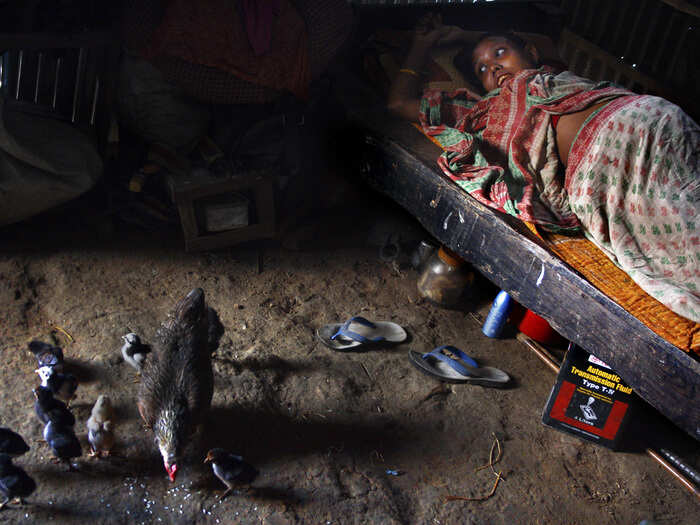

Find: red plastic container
<box><xmin>517</xmin><ymin>308</ymin><xmax>564</xmax><ymax>345</ymax></box>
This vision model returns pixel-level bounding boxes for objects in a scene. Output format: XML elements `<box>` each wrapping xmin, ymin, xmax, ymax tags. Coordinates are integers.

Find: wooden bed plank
<box><xmin>339</xmin><ymin>92</ymin><xmax>700</xmax><ymax>440</ymax></box>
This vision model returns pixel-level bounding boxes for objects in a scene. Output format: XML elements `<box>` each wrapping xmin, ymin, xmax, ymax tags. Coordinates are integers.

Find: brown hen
<box><xmin>137</xmin><ymin>288</ymin><xmax>223</xmax><ymax>482</ymax></box>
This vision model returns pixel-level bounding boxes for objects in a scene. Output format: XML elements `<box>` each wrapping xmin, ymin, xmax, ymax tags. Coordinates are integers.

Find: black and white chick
<box><xmin>43</xmin><ymin>420</ymin><xmax>82</xmax><ymax>470</ymax></box>
<box><xmin>0</xmin><ymin>429</ymin><xmax>29</xmax><ymax>458</ymax></box>
<box><xmin>86</xmin><ymin>395</ymin><xmax>115</xmax><ymax>458</ymax></box>
<box><xmin>120</xmin><ymin>333</ymin><xmax>151</xmax><ymax>372</ymax></box>
<box><xmin>204</xmin><ymin>448</ymin><xmax>258</xmax><ymax>499</ymax></box>
<box><xmin>35</xmin><ymin>366</ymin><xmax>78</xmax><ymax>407</ymax></box>
<box><xmin>0</xmin><ymin>454</ymin><xmax>36</xmax><ymax>510</ymax></box>
<box><xmin>33</xmin><ymin>387</ymin><xmax>75</xmax><ymax>428</ymax></box>
<box><xmin>28</xmin><ymin>340</ymin><xmax>64</xmax><ymax>371</ymax></box>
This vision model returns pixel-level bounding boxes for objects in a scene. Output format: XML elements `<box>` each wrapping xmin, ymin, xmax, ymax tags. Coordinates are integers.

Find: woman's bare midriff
<box><xmin>555</xmin><ymin>101</ymin><xmax>611</xmax><ymax>166</ymax></box>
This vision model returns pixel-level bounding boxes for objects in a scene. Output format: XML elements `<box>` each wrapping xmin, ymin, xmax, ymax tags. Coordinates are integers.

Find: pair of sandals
<box><xmin>316</xmin><ymin>316</ymin><xmax>509</xmax><ymax>388</ymax></box>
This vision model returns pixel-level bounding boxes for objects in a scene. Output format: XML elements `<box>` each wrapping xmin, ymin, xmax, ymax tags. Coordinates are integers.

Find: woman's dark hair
<box><xmin>454</xmin><ymin>31</ymin><xmax>534</xmax><ymax>93</ymax></box>
<box><xmin>474</xmin><ymin>32</ymin><xmax>529</xmax><ymax>53</ymax></box>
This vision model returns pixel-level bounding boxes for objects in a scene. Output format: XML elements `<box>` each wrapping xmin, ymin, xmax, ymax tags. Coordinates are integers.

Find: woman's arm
<box><xmin>386</xmin><ymin>40</ymin><xmax>433</xmax><ymax>121</ymax></box>
<box><xmin>387</xmin><ymin>15</ymin><xmax>470</xmax><ymax>121</ymax></box>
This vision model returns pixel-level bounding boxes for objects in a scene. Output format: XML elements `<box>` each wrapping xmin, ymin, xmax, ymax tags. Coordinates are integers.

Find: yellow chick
<box><xmin>86</xmin><ymin>395</ymin><xmax>115</xmax><ymax>458</ymax></box>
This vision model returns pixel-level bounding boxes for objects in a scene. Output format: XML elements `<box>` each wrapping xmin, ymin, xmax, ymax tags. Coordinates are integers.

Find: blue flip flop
<box><xmin>408</xmin><ymin>345</ymin><xmax>509</xmax><ymax>387</ymax></box>
<box><xmin>317</xmin><ymin>316</ymin><xmax>407</xmax><ymax>351</ymax></box>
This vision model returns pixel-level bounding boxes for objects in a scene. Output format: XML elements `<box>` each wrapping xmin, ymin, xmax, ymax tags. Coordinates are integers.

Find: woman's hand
<box><xmin>387</xmin><ymin>12</ymin><xmax>467</xmax><ymax>122</ymax></box>
<box><xmin>411</xmin><ymin>13</ymin><xmax>467</xmax><ymax>51</ymax></box>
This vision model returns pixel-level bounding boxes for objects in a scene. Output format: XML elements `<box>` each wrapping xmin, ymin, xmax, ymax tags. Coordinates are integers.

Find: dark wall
<box><xmin>0</xmin><ymin>0</ymin><xmax>121</xmax><ymax>33</ymax></box>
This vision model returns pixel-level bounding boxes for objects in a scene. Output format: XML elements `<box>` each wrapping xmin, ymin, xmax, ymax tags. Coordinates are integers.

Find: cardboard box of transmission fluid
<box><xmin>542</xmin><ymin>343</ymin><xmax>635</xmax><ymax>449</ymax></box>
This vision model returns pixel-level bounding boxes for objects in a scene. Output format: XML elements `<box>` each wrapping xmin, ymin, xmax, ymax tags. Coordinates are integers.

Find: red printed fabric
<box><xmin>566</xmin><ymin>95</ymin><xmax>700</xmax><ymax>322</ymax></box>
<box><xmin>142</xmin><ymin>0</ymin><xmax>310</xmax><ymax>99</ymax></box>
<box><xmin>419</xmin><ymin>69</ymin><xmax>632</xmax><ymax>231</ymax></box>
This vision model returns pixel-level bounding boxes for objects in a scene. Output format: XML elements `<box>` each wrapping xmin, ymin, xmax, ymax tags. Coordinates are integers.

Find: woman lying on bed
<box><xmin>387</xmin><ymin>15</ymin><xmax>700</xmax><ymax>323</ymax></box>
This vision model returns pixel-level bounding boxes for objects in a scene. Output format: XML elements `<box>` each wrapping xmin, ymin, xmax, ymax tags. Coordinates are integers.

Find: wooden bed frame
<box><xmin>333</xmin><ymin>66</ymin><xmax>700</xmax><ymax>442</ymax></box>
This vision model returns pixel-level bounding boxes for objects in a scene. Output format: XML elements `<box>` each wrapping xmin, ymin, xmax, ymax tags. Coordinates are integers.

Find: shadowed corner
<box><xmin>203</xmin><ymin>405</ymin><xmax>414</xmax><ymax>466</ymax></box>
<box><xmin>246</xmin><ymin>485</ymin><xmax>302</xmax><ymax>505</ymax></box>
<box><xmin>497</xmin><ymin>374</ymin><xmax>520</xmax><ymax>390</ymax></box>
<box><xmin>62</xmin><ymin>358</ymin><xmax>99</xmax><ymax>384</ymax></box>
<box><xmin>20</xmin><ymin>501</ymin><xmax>99</xmax><ymax>521</ymax></box>
<box><xmin>212</xmin><ymin>354</ymin><xmax>311</xmax><ymax>376</ymax></box>
<box><xmin>197</xmin><ymin>406</ymin><xmax>419</xmax><ymax>507</ymax></box>
<box><xmin>616</xmin><ymin>395</ymin><xmax>700</xmax><ymax>456</ymax></box>
<box><xmin>30</xmin><ymin>433</ymin><xmax>167</xmax><ymax>483</ymax></box>
<box><xmin>192</xmin><ymin>469</ymin><xmax>299</xmax><ymax>505</ymax></box>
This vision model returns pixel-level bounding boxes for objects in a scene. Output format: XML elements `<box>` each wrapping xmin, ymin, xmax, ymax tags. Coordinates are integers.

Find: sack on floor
<box><xmin>0</xmin><ymin>96</ymin><xmax>102</xmax><ymax>227</ymax></box>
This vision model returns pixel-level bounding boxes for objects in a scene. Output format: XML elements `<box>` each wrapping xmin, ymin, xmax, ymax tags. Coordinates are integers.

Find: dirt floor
<box><xmin>1</xmin><ymin>189</ymin><xmax>698</xmax><ymax>525</ymax></box>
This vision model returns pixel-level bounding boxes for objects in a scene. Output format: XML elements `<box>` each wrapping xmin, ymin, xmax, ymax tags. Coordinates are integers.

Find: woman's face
<box><xmin>472</xmin><ymin>37</ymin><xmax>537</xmax><ymax>92</ymax></box>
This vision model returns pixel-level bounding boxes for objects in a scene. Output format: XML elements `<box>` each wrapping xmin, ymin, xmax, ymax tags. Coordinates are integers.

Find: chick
<box><xmin>33</xmin><ymin>387</ymin><xmax>75</xmax><ymax>428</ymax></box>
<box><xmin>138</xmin><ymin>288</ymin><xmax>220</xmax><ymax>482</ymax></box>
<box><xmin>121</xmin><ymin>333</ymin><xmax>151</xmax><ymax>372</ymax></box>
<box><xmin>35</xmin><ymin>366</ymin><xmax>78</xmax><ymax>407</ymax></box>
<box><xmin>43</xmin><ymin>420</ymin><xmax>81</xmax><ymax>470</ymax></box>
<box><xmin>204</xmin><ymin>449</ymin><xmax>258</xmax><ymax>499</ymax></box>
<box><xmin>33</xmin><ymin>388</ymin><xmax>80</xmax><ymax>469</ymax></box>
<box><xmin>0</xmin><ymin>454</ymin><xmax>36</xmax><ymax>510</ymax></box>
<box><xmin>0</xmin><ymin>429</ymin><xmax>29</xmax><ymax>458</ymax></box>
<box><xmin>86</xmin><ymin>395</ymin><xmax>115</xmax><ymax>458</ymax></box>
<box><xmin>28</xmin><ymin>340</ymin><xmax>64</xmax><ymax>371</ymax></box>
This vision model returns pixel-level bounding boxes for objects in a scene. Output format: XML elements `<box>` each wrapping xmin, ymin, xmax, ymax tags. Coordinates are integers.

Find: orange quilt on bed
<box><xmin>540</xmin><ymin>230</ymin><xmax>700</xmax><ymax>354</ymax></box>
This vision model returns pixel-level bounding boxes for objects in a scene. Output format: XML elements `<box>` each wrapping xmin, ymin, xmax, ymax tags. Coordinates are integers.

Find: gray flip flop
<box><xmin>408</xmin><ymin>346</ymin><xmax>510</xmax><ymax>387</ymax></box>
<box><xmin>317</xmin><ymin>316</ymin><xmax>407</xmax><ymax>351</ymax></box>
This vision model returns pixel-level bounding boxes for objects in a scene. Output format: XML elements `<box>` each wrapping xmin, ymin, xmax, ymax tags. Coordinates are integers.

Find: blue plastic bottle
<box><xmin>482</xmin><ymin>290</ymin><xmax>513</xmax><ymax>338</ymax></box>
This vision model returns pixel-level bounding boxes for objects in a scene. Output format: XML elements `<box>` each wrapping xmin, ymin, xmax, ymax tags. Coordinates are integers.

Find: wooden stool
<box><xmin>167</xmin><ymin>168</ymin><xmax>276</xmax><ymax>252</ymax></box>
